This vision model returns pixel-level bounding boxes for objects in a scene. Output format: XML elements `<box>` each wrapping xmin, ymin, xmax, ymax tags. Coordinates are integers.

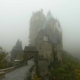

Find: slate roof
<box><xmin>52</xmin><ymin>32</ymin><xmax>61</xmax><ymax>44</ymax></box>
<box><xmin>46</xmin><ymin>11</ymin><xmax>54</xmax><ymax>22</ymax></box>
<box><xmin>24</xmin><ymin>46</ymin><xmax>38</xmax><ymax>51</ymax></box>
<box><xmin>12</xmin><ymin>39</ymin><xmax>23</xmax><ymax>51</ymax></box>
<box><xmin>36</xmin><ymin>10</ymin><xmax>62</xmax><ymax>45</ymax></box>
<box><xmin>36</xmin><ymin>28</ymin><xmax>60</xmax><ymax>44</ymax></box>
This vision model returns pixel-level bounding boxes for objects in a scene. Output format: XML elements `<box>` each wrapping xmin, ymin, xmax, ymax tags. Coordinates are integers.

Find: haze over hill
<box><xmin>0</xmin><ymin>0</ymin><xmax>80</xmax><ymax>57</ymax></box>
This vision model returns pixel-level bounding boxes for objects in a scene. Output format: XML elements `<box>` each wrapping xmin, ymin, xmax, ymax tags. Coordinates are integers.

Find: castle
<box><xmin>10</xmin><ymin>10</ymin><xmax>63</xmax><ymax>76</ymax></box>
<box><xmin>11</xmin><ymin>39</ymin><xmax>23</xmax><ymax>62</ymax></box>
<box><xmin>11</xmin><ymin>10</ymin><xmax>63</xmax><ymax>64</ymax></box>
<box><xmin>29</xmin><ymin>9</ymin><xmax>63</xmax><ymax>62</ymax></box>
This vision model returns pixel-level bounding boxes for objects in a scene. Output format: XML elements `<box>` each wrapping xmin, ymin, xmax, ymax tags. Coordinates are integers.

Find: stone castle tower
<box><xmin>29</xmin><ymin>9</ymin><xmax>45</xmax><ymax>45</ymax></box>
<box><xmin>29</xmin><ymin>9</ymin><xmax>63</xmax><ymax>62</ymax></box>
<box><xmin>29</xmin><ymin>10</ymin><xmax>62</xmax><ymax>46</ymax></box>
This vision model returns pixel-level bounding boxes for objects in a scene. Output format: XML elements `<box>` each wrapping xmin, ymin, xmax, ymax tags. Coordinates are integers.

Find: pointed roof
<box><xmin>35</xmin><ymin>28</ymin><xmax>60</xmax><ymax>44</ymax></box>
<box><xmin>12</xmin><ymin>39</ymin><xmax>23</xmax><ymax>50</ymax></box>
<box><xmin>46</xmin><ymin>10</ymin><xmax>54</xmax><ymax>22</ymax></box>
<box><xmin>47</xmin><ymin>10</ymin><xmax>51</xmax><ymax>16</ymax></box>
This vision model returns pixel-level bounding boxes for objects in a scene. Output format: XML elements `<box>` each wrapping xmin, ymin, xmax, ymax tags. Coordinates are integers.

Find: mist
<box><xmin>0</xmin><ymin>0</ymin><xmax>80</xmax><ymax>57</ymax></box>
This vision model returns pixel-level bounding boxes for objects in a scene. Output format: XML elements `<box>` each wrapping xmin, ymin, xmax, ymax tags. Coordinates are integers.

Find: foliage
<box><xmin>0</xmin><ymin>47</ymin><xmax>13</xmax><ymax>69</ymax></box>
<box><xmin>0</xmin><ymin>52</ymin><xmax>7</xmax><ymax>69</ymax></box>
<box><xmin>6</xmin><ymin>61</ymin><xmax>14</xmax><ymax>67</ymax></box>
<box><xmin>75</xmin><ymin>69</ymin><xmax>80</xmax><ymax>80</ymax></box>
<box><xmin>48</xmin><ymin>45</ymin><xmax>80</xmax><ymax>80</ymax></box>
<box><xmin>33</xmin><ymin>74</ymin><xmax>42</xmax><ymax>80</ymax></box>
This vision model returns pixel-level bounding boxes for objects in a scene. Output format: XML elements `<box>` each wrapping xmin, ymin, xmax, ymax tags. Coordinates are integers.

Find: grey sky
<box><xmin>0</xmin><ymin>0</ymin><xmax>80</xmax><ymax>55</ymax></box>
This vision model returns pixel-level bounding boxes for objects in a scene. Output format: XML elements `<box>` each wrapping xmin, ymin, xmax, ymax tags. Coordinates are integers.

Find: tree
<box><xmin>0</xmin><ymin>47</ymin><xmax>7</xmax><ymax>69</ymax></box>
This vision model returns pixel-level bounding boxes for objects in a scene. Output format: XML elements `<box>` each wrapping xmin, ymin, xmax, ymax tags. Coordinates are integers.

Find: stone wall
<box><xmin>36</xmin><ymin>30</ymin><xmax>53</xmax><ymax>61</ymax></box>
<box><xmin>37</xmin><ymin>41</ymin><xmax>53</xmax><ymax>60</ymax></box>
<box><xmin>56</xmin><ymin>44</ymin><xmax>62</xmax><ymax>62</ymax></box>
<box><xmin>11</xmin><ymin>50</ymin><xmax>23</xmax><ymax>62</ymax></box>
<box><xmin>28</xmin><ymin>59</ymin><xmax>49</xmax><ymax>78</ymax></box>
<box><xmin>29</xmin><ymin>10</ymin><xmax>45</xmax><ymax>45</ymax></box>
<box><xmin>0</xmin><ymin>66</ymin><xmax>15</xmax><ymax>79</ymax></box>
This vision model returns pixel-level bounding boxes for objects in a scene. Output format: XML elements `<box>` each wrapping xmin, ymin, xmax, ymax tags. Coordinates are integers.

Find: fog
<box><xmin>0</xmin><ymin>0</ymin><xmax>80</xmax><ymax>57</ymax></box>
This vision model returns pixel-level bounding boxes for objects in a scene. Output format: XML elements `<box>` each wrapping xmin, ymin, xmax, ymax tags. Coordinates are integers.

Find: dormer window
<box><xmin>43</xmin><ymin>36</ymin><xmax>48</xmax><ymax>41</ymax></box>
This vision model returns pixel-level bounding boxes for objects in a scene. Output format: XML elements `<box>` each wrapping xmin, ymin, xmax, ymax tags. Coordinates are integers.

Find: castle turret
<box><xmin>29</xmin><ymin>10</ymin><xmax>45</xmax><ymax>45</ymax></box>
<box><xmin>11</xmin><ymin>39</ymin><xmax>23</xmax><ymax>62</ymax></box>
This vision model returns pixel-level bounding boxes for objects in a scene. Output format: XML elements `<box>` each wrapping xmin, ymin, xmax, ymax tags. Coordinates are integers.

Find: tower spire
<box><xmin>47</xmin><ymin>10</ymin><xmax>51</xmax><ymax>16</ymax></box>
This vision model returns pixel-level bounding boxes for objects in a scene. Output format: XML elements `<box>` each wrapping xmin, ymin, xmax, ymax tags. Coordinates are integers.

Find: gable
<box><xmin>35</xmin><ymin>29</ymin><xmax>44</xmax><ymax>43</ymax></box>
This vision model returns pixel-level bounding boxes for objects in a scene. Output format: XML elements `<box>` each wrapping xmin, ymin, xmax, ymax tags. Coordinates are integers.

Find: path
<box><xmin>1</xmin><ymin>59</ymin><xmax>34</xmax><ymax>80</ymax></box>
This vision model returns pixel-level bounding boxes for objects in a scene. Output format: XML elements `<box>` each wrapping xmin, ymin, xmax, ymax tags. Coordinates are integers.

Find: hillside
<box><xmin>48</xmin><ymin>50</ymin><xmax>80</xmax><ymax>80</ymax></box>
